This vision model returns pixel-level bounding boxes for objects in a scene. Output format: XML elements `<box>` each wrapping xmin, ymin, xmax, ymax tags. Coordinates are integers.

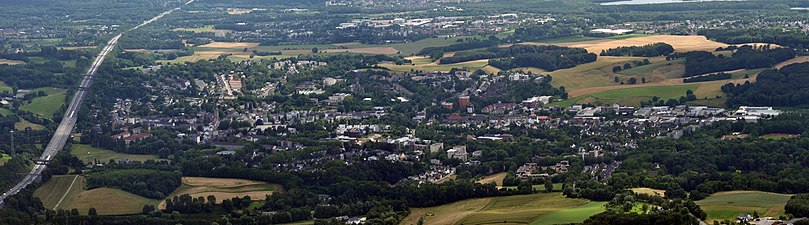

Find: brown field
<box><xmin>553</xmin><ymin>35</ymin><xmax>727</xmax><ymax>54</ymax></box>
<box><xmin>0</xmin><ymin>59</ymin><xmax>25</xmax><ymax>65</ymax></box>
<box><xmin>198</xmin><ymin>42</ymin><xmax>260</xmax><ymax>49</ymax></box>
<box><xmin>631</xmin><ymin>187</ymin><xmax>666</xmax><ymax>197</ymax></box>
<box><xmin>477</xmin><ymin>172</ymin><xmax>507</xmax><ymax>187</ymax></box>
<box><xmin>319</xmin><ymin>47</ymin><xmax>399</xmax><ymax>55</ymax></box>
<box><xmin>776</xmin><ymin>56</ymin><xmax>809</xmax><ymax>69</ymax></box>
<box><xmin>227</xmin><ymin>8</ymin><xmax>253</xmax><ymax>15</ymax></box>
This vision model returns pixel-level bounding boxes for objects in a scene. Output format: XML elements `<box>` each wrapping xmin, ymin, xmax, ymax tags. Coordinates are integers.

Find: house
<box><xmin>737</xmin><ymin>213</ymin><xmax>753</xmax><ymax>223</ymax></box>
<box><xmin>482</xmin><ymin>103</ymin><xmax>516</xmax><ymax>114</ymax></box>
<box><xmin>122</xmin><ymin>132</ymin><xmax>152</xmax><ymax>144</ymax></box>
<box><xmin>447</xmin><ymin>145</ymin><xmax>468</xmax><ymax>162</ymax></box>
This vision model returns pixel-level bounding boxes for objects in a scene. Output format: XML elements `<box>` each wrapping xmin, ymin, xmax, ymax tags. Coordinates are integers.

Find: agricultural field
<box><xmin>401</xmin><ymin>192</ymin><xmax>596</xmax><ymax>225</ymax></box>
<box><xmin>0</xmin><ymin>59</ymin><xmax>25</xmax><ymax>65</ymax></box>
<box><xmin>69</xmin><ymin>187</ymin><xmax>161</xmax><ymax>215</ymax></box>
<box><xmin>19</xmin><ymin>87</ymin><xmax>67</xmax><ymax>120</ymax></box>
<box><xmin>71</xmin><ymin>144</ymin><xmax>164</xmax><ymax>164</ymax></box>
<box><xmin>553</xmin><ymin>35</ymin><xmax>727</xmax><ymax>54</ymax></box>
<box><xmin>34</xmin><ymin>175</ymin><xmax>85</xmax><ymax>210</ymax></box>
<box><xmin>163</xmin><ymin>177</ymin><xmax>283</xmax><ymax>205</ymax></box>
<box><xmin>549</xmin><ymin>56</ymin><xmax>650</xmax><ymax>91</ymax></box>
<box><xmin>696</xmin><ymin>191</ymin><xmax>792</xmax><ymax>222</ymax></box>
<box><xmin>531</xmin><ymin>201</ymin><xmax>607</xmax><ymax>225</ymax></box>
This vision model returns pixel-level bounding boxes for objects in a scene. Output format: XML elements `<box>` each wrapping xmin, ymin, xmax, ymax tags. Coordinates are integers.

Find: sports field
<box><xmin>696</xmin><ymin>191</ymin><xmax>792</xmax><ymax>222</ymax></box>
<box><xmin>400</xmin><ymin>192</ymin><xmax>598</xmax><ymax>225</ymax></box>
<box><xmin>19</xmin><ymin>87</ymin><xmax>67</xmax><ymax>119</ymax></box>
<box><xmin>71</xmin><ymin>144</ymin><xmax>163</xmax><ymax>164</ymax></box>
<box><xmin>163</xmin><ymin>177</ymin><xmax>282</xmax><ymax>206</ymax></box>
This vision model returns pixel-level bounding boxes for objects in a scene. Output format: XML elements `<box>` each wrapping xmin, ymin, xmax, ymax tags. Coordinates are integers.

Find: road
<box><xmin>0</xmin><ymin>0</ymin><xmax>194</xmax><ymax>206</ymax></box>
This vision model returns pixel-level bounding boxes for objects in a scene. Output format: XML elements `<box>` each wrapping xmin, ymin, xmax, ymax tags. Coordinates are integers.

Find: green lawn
<box><xmin>696</xmin><ymin>191</ymin><xmax>792</xmax><ymax>222</ymax></box>
<box><xmin>0</xmin><ymin>107</ymin><xmax>12</xmax><ymax>117</ymax></box>
<box><xmin>71</xmin><ymin>144</ymin><xmax>164</xmax><ymax>164</ymax></box>
<box><xmin>552</xmin><ymin>84</ymin><xmax>699</xmax><ymax>107</ymax></box>
<box><xmin>0</xmin><ymin>153</ymin><xmax>10</xmax><ymax>166</ymax></box>
<box><xmin>33</xmin><ymin>175</ymin><xmax>85</xmax><ymax>210</ymax></box>
<box><xmin>19</xmin><ymin>87</ymin><xmax>67</xmax><ymax>119</ymax></box>
<box><xmin>531</xmin><ymin>201</ymin><xmax>607</xmax><ymax>225</ymax></box>
<box><xmin>0</xmin><ymin>81</ymin><xmax>12</xmax><ymax>94</ymax></box>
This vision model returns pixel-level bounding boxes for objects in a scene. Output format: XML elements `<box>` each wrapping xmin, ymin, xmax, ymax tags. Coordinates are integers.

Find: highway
<box><xmin>0</xmin><ymin>0</ymin><xmax>194</xmax><ymax>206</ymax></box>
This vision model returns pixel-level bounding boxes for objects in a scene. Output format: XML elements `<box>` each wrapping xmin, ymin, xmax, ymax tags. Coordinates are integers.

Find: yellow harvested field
<box><xmin>631</xmin><ymin>188</ymin><xmax>666</xmax><ymax>197</ymax></box>
<box><xmin>161</xmin><ymin>177</ymin><xmax>283</xmax><ymax>208</ymax></box>
<box><xmin>554</xmin><ymin>35</ymin><xmax>727</xmax><ymax>54</ymax></box>
<box><xmin>319</xmin><ymin>47</ymin><xmax>399</xmax><ymax>55</ymax></box>
<box><xmin>0</xmin><ymin>59</ymin><xmax>25</xmax><ymax>65</ymax></box>
<box><xmin>198</xmin><ymin>42</ymin><xmax>260</xmax><ymax>49</ymax></box>
<box><xmin>182</xmin><ymin>177</ymin><xmax>266</xmax><ymax>188</ymax></box>
<box><xmin>477</xmin><ymin>172</ymin><xmax>507</xmax><ymax>187</ymax></box>
<box><xmin>776</xmin><ymin>56</ymin><xmax>809</xmax><ymax>69</ymax></box>
<box><xmin>227</xmin><ymin>9</ymin><xmax>253</xmax><ymax>15</ymax></box>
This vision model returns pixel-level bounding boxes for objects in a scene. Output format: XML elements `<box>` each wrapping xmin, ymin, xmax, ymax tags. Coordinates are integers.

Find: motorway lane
<box><xmin>0</xmin><ymin>0</ymin><xmax>194</xmax><ymax>206</ymax></box>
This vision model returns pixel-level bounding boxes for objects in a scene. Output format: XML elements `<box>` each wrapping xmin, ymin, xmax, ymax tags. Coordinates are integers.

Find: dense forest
<box><xmin>435</xmin><ymin>44</ymin><xmax>598</xmax><ymax>71</ymax></box>
<box><xmin>85</xmin><ymin>169</ymin><xmax>182</xmax><ymax>199</ymax></box>
<box><xmin>722</xmin><ymin>62</ymin><xmax>809</xmax><ymax>107</ymax></box>
<box><xmin>600</xmin><ymin>42</ymin><xmax>674</xmax><ymax>57</ymax></box>
<box><xmin>669</xmin><ymin>45</ymin><xmax>796</xmax><ymax>77</ymax></box>
<box><xmin>700</xmin><ymin>28</ymin><xmax>809</xmax><ymax>50</ymax></box>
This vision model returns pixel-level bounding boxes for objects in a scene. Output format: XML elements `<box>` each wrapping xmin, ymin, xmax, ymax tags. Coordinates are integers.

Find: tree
<box><xmin>418</xmin><ymin>217</ymin><xmax>425</xmax><ymax>225</ymax></box>
<box><xmin>544</xmin><ymin>180</ymin><xmax>554</xmax><ymax>193</ymax></box>
<box><xmin>312</xmin><ymin>48</ymin><xmax>319</xmax><ymax>53</ymax></box>
<box><xmin>70</xmin><ymin>208</ymin><xmax>80</xmax><ymax>216</ymax></box>
<box><xmin>623</xmin><ymin>63</ymin><xmax>632</xmax><ymax>70</ymax></box>
<box><xmin>613</xmin><ymin>66</ymin><xmax>622</xmax><ymax>73</ymax></box>
<box><xmin>88</xmin><ymin>208</ymin><xmax>97</xmax><ymax>216</ymax></box>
